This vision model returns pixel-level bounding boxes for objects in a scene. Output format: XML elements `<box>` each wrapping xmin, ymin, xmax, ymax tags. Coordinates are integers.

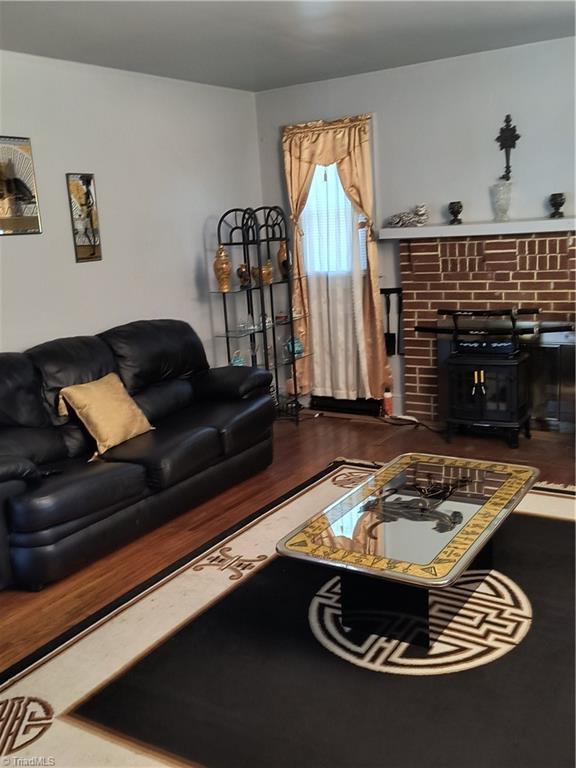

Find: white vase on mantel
<box><xmin>491</xmin><ymin>180</ymin><xmax>512</xmax><ymax>222</ymax></box>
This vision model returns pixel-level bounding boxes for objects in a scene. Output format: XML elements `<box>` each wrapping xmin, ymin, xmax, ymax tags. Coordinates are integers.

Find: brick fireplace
<box><xmin>400</xmin><ymin>231</ymin><xmax>576</xmax><ymax>421</ymax></box>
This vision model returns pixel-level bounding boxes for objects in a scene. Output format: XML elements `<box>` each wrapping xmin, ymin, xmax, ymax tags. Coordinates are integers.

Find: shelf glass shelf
<box><xmin>276</xmin><ymin>352</ymin><xmax>313</xmax><ymax>368</ymax></box>
<box><xmin>210</xmin><ymin>275</ymin><xmax>308</xmax><ymax>296</ymax></box>
<box><xmin>275</xmin><ymin>314</ymin><xmax>308</xmax><ymax>327</ymax></box>
<box><xmin>214</xmin><ymin>327</ymin><xmax>265</xmax><ymax>339</ymax></box>
<box><xmin>210</xmin><ymin>279</ymin><xmax>288</xmax><ymax>296</ymax></box>
<box><xmin>214</xmin><ymin>317</ymin><xmax>307</xmax><ymax>339</ymax></box>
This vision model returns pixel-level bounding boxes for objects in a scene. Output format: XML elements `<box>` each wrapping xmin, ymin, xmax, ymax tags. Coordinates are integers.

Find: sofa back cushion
<box><xmin>133</xmin><ymin>380</ymin><xmax>195</xmax><ymax>424</ymax></box>
<box><xmin>0</xmin><ymin>353</ymin><xmax>49</xmax><ymax>428</ymax></box>
<box><xmin>99</xmin><ymin>320</ymin><xmax>205</xmax><ymax>423</ymax></box>
<box><xmin>99</xmin><ymin>319</ymin><xmax>209</xmax><ymax>394</ymax></box>
<box><xmin>26</xmin><ymin>336</ymin><xmax>117</xmax><ymax>426</ymax></box>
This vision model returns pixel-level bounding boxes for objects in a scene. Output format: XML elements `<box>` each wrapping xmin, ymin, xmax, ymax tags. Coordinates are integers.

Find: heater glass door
<box><xmin>448</xmin><ymin>365</ymin><xmax>483</xmax><ymax>420</ymax></box>
<box><xmin>482</xmin><ymin>367</ymin><xmax>517</xmax><ymax>421</ymax></box>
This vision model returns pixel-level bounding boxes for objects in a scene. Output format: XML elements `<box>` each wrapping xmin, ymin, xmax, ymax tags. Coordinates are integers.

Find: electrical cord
<box><xmin>296</xmin><ymin>409</ymin><xmax>445</xmax><ymax>434</ymax></box>
<box><xmin>378</xmin><ymin>414</ymin><xmax>446</xmax><ymax>434</ymax></box>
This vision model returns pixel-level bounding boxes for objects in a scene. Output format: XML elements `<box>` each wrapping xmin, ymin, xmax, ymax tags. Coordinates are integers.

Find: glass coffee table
<box><xmin>277</xmin><ymin>453</ymin><xmax>538</xmax><ymax>647</ymax></box>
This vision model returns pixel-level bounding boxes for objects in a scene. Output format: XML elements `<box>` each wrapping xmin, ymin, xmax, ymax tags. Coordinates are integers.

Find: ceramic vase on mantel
<box><xmin>549</xmin><ymin>193</ymin><xmax>566</xmax><ymax>219</ymax></box>
<box><xmin>491</xmin><ymin>180</ymin><xmax>512</xmax><ymax>222</ymax></box>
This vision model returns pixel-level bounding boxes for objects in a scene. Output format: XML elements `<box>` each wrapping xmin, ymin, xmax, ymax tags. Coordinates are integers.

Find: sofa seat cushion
<box><xmin>158</xmin><ymin>394</ymin><xmax>274</xmax><ymax>458</ymax></box>
<box><xmin>8</xmin><ymin>460</ymin><xmax>148</xmax><ymax>533</ymax></box>
<box><xmin>102</xmin><ymin>424</ymin><xmax>222</xmax><ymax>491</ymax></box>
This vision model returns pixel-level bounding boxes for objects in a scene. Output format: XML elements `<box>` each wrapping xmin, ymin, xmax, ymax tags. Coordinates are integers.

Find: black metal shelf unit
<box><xmin>214</xmin><ymin>206</ymin><xmax>303</xmax><ymax>421</ymax></box>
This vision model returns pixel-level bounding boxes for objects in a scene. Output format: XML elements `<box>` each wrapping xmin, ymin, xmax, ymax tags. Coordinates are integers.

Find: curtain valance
<box><xmin>282</xmin><ymin>115</ymin><xmax>371</xmax><ymax>166</ymax></box>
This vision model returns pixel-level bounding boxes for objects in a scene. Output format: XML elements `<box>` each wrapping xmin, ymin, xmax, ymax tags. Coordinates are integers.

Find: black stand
<box><xmin>470</xmin><ymin>538</ymin><xmax>493</xmax><ymax>570</ymax></box>
<box><xmin>340</xmin><ymin>571</ymin><xmax>430</xmax><ymax>649</ymax></box>
<box><xmin>215</xmin><ymin>206</ymin><xmax>303</xmax><ymax>422</ymax></box>
<box><xmin>339</xmin><ymin>540</ymin><xmax>494</xmax><ymax>650</ymax></box>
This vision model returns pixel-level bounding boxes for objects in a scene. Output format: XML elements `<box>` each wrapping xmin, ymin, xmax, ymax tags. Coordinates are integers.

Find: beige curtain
<box><xmin>281</xmin><ymin>139</ymin><xmax>316</xmax><ymax>393</ymax></box>
<box><xmin>282</xmin><ymin>114</ymin><xmax>392</xmax><ymax>398</ymax></box>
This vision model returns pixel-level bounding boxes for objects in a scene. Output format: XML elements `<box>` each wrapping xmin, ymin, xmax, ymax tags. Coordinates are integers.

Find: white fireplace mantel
<box><xmin>378</xmin><ymin>217</ymin><xmax>576</xmax><ymax>241</ymax></box>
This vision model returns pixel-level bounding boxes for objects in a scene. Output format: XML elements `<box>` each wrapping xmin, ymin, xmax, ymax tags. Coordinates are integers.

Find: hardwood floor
<box><xmin>0</xmin><ymin>415</ymin><xmax>573</xmax><ymax>675</ymax></box>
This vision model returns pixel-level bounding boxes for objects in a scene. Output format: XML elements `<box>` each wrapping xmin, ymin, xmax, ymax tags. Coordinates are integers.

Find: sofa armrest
<box><xmin>0</xmin><ymin>478</ymin><xmax>28</xmax><ymax>589</ymax></box>
<box><xmin>194</xmin><ymin>367</ymin><xmax>272</xmax><ymax>401</ymax></box>
<box><xmin>0</xmin><ymin>455</ymin><xmax>41</xmax><ymax>485</ymax></box>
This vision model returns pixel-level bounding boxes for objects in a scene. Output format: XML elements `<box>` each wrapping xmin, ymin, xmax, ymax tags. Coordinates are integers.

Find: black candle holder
<box><xmin>549</xmin><ymin>193</ymin><xmax>565</xmax><ymax>219</ymax></box>
<box><xmin>448</xmin><ymin>201</ymin><xmax>463</xmax><ymax>225</ymax></box>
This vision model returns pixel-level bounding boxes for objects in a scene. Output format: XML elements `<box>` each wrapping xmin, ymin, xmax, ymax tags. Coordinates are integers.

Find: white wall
<box><xmin>255</xmin><ymin>38</ymin><xmax>575</xmax><ymax>408</ymax></box>
<box><xmin>1</xmin><ymin>40</ymin><xmax>573</xmax><ymax>376</ymax></box>
<box><xmin>256</xmin><ymin>38</ymin><xmax>575</xmax><ymax>225</ymax></box>
<box><xmin>0</xmin><ymin>51</ymin><xmax>262</xmax><ymax>354</ymax></box>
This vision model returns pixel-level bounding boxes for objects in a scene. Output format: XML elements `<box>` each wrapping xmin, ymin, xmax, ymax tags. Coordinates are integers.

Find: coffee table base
<box><xmin>340</xmin><ymin>571</ymin><xmax>431</xmax><ymax>649</ymax></box>
<box><xmin>339</xmin><ymin>541</ymin><xmax>494</xmax><ymax>650</ymax></box>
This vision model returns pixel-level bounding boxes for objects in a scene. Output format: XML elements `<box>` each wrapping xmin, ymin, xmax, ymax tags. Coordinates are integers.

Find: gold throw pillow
<box><xmin>58</xmin><ymin>372</ymin><xmax>153</xmax><ymax>455</ymax></box>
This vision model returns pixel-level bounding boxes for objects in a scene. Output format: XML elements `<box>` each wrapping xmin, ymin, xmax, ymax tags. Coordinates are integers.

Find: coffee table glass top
<box><xmin>277</xmin><ymin>453</ymin><xmax>538</xmax><ymax>586</ymax></box>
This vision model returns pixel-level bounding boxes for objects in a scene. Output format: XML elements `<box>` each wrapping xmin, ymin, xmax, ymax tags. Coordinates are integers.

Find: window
<box><xmin>300</xmin><ymin>163</ymin><xmax>367</xmax><ymax>275</ymax></box>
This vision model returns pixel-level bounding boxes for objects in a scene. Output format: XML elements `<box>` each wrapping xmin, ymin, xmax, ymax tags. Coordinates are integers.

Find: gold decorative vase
<box><xmin>262</xmin><ymin>259</ymin><xmax>273</xmax><ymax>285</ymax></box>
<box><xmin>213</xmin><ymin>245</ymin><xmax>231</xmax><ymax>292</ymax></box>
<box><xmin>251</xmin><ymin>260</ymin><xmax>273</xmax><ymax>286</ymax></box>
<box><xmin>277</xmin><ymin>241</ymin><xmax>290</xmax><ymax>279</ymax></box>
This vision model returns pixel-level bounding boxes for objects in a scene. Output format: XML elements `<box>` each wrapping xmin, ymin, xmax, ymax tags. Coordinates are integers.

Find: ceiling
<box><xmin>0</xmin><ymin>1</ymin><xmax>573</xmax><ymax>92</ymax></box>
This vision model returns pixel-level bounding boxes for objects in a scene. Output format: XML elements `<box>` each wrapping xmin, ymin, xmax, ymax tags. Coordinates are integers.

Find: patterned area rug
<box><xmin>0</xmin><ymin>459</ymin><xmax>574</xmax><ymax>768</ymax></box>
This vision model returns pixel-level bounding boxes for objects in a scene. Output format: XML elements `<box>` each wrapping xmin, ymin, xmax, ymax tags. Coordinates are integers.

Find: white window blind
<box><xmin>301</xmin><ymin>163</ymin><xmax>367</xmax><ymax>275</ymax></box>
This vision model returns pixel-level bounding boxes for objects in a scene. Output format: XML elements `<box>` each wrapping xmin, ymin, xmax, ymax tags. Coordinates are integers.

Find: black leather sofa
<box><xmin>0</xmin><ymin>320</ymin><xmax>274</xmax><ymax>590</ymax></box>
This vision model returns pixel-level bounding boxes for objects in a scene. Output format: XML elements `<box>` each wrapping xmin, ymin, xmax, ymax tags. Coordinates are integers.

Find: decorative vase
<box><xmin>448</xmin><ymin>201</ymin><xmax>463</xmax><ymax>225</ymax></box>
<box><xmin>213</xmin><ymin>245</ymin><xmax>231</xmax><ymax>292</ymax></box>
<box><xmin>277</xmin><ymin>241</ymin><xmax>290</xmax><ymax>279</ymax></box>
<box><xmin>491</xmin><ymin>181</ymin><xmax>512</xmax><ymax>222</ymax></box>
<box><xmin>251</xmin><ymin>260</ymin><xmax>273</xmax><ymax>286</ymax></box>
<box><xmin>236</xmin><ymin>263</ymin><xmax>251</xmax><ymax>289</ymax></box>
<box><xmin>549</xmin><ymin>193</ymin><xmax>566</xmax><ymax>219</ymax></box>
<box><xmin>230</xmin><ymin>350</ymin><xmax>246</xmax><ymax>366</ymax></box>
<box><xmin>283</xmin><ymin>335</ymin><xmax>304</xmax><ymax>362</ymax></box>
<box><xmin>261</xmin><ymin>259</ymin><xmax>273</xmax><ymax>285</ymax></box>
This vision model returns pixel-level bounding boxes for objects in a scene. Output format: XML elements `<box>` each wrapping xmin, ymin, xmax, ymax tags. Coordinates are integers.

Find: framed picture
<box><xmin>0</xmin><ymin>136</ymin><xmax>42</xmax><ymax>235</ymax></box>
<box><xmin>66</xmin><ymin>173</ymin><xmax>102</xmax><ymax>262</ymax></box>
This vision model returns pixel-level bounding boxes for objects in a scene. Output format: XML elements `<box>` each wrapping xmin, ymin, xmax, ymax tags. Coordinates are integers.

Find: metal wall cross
<box><xmin>495</xmin><ymin>114</ymin><xmax>521</xmax><ymax>181</ymax></box>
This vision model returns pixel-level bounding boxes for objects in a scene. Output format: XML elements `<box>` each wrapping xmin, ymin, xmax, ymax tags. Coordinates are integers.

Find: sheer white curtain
<box><xmin>300</xmin><ymin>163</ymin><xmax>371</xmax><ymax>400</ymax></box>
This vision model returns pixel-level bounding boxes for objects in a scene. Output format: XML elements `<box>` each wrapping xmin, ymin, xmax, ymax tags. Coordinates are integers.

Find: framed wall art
<box><xmin>66</xmin><ymin>173</ymin><xmax>102</xmax><ymax>262</ymax></box>
<box><xmin>0</xmin><ymin>136</ymin><xmax>42</xmax><ymax>235</ymax></box>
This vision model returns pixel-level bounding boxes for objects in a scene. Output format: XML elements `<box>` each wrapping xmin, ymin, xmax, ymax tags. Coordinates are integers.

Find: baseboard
<box><xmin>309</xmin><ymin>396</ymin><xmax>383</xmax><ymax>417</ymax></box>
